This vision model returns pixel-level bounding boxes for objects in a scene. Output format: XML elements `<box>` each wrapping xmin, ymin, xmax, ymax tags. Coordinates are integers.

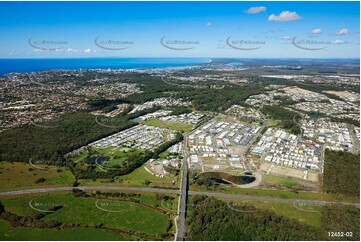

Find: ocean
<box><xmin>0</xmin><ymin>58</ymin><xmax>211</xmax><ymax>76</ymax></box>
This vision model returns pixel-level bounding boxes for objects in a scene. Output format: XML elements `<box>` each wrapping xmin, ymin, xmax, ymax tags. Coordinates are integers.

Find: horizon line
<box><xmin>0</xmin><ymin>57</ymin><xmax>359</xmax><ymax>60</ymax></box>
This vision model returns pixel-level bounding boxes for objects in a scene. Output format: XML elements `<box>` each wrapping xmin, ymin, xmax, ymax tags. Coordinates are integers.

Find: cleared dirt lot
<box><xmin>323</xmin><ymin>90</ymin><xmax>355</xmax><ymax>97</ymax></box>
<box><xmin>260</xmin><ymin>162</ymin><xmax>319</xmax><ymax>182</ymax></box>
<box><xmin>283</xmin><ymin>86</ymin><xmax>313</xmax><ymax>94</ymax></box>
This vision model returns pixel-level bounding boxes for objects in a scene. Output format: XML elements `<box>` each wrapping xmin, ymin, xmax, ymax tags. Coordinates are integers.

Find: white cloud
<box><xmin>310</xmin><ymin>28</ymin><xmax>322</xmax><ymax>36</ymax></box>
<box><xmin>282</xmin><ymin>36</ymin><xmax>292</xmax><ymax>40</ymax></box>
<box><xmin>206</xmin><ymin>22</ymin><xmax>213</xmax><ymax>27</ymax></box>
<box><xmin>84</xmin><ymin>48</ymin><xmax>95</xmax><ymax>53</ymax></box>
<box><xmin>67</xmin><ymin>48</ymin><xmax>78</xmax><ymax>53</ymax></box>
<box><xmin>268</xmin><ymin>11</ymin><xmax>302</xmax><ymax>22</ymax></box>
<box><xmin>333</xmin><ymin>40</ymin><xmax>352</xmax><ymax>44</ymax></box>
<box><xmin>336</xmin><ymin>28</ymin><xmax>349</xmax><ymax>35</ymax></box>
<box><xmin>246</xmin><ymin>6</ymin><xmax>267</xmax><ymax>14</ymax></box>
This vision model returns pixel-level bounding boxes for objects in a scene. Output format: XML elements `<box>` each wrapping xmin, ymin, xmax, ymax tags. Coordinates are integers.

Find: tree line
<box><xmin>261</xmin><ymin>105</ymin><xmax>301</xmax><ymax>134</ymax></box>
<box><xmin>323</xmin><ymin>150</ymin><xmax>360</xmax><ymax>197</ymax></box>
<box><xmin>186</xmin><ymin>196</ymin><xmax>360</xmax><ymax>241</ymax></box>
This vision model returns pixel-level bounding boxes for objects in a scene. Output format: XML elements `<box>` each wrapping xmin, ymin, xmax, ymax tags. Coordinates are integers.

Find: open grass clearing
<box><xmin>119</xmin><ymin>164</ymin><xmax>178</xmax><ymax>187</ymax></box>
<box><xmin>140</xmin><ymin>119</ymin><xmax>193</xmax><ymax>132</ymax></box>
<box><xmin>0</xmin><ymin>193</ymin><xmax>169</xmax><ymax>236</ymax></box>
<box><xmin>216</xmin><ymin>197</ymin><xmax>322</xmax><ymax>227</ymax></box>
<box><xmin>0</xmin><ymin>161</ymin><xmax>75</xmax><ymax>192</ymax></box>
<box><xmin>189</xmin><ymin>183</ymin><xmax>332</xmax><ymax>201</ymax></box>
<box><xmin>263</xmin><ymin>174</ymin><xmax>300</xmax><ymax>188</ymax></box>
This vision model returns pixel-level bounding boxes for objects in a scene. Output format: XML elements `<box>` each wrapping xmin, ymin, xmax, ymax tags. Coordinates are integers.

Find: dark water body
<box><xmin>212</xmin><ymin>178</ymin><xmax>231</xmax><ymax>185</ymax></box>
<box><xmin>85</xmin><ymin>156</ymin><xmax>109</xmax><ymax>164</ymax></box>
<box><xmin>0</xmin><ymin>57</ymin><xmax>211</xmax><ymax>76</ymax></box>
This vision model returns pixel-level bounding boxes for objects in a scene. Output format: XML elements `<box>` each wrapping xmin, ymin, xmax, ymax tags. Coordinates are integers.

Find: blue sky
<box><xmin>0</xmin><ymin>1</ymin><xmax>359</xmax><ymax>58</ymax></box>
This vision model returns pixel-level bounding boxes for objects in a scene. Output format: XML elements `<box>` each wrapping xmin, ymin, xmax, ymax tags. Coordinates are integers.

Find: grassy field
<box><xmin>122</xmin><ymin>164</ymin><xmax>178</xmax><ymax>187</ymax></box>
<box><xmin>266</xmin><ymin>119</ymin><xmax>279</xmax><ymax>127</ymax></box>
<box><xmin>216</xmin><ymin>198</ymin><xmax>322</xmax><ymax>227</ymax></box>
<box><xmin>189</xmin><ymin>183</ymin><xmax>333</xmax><ymax>201</ymax></box>
<box><xmin>70</xmin><ymin>150</ymin><xmax>88</xmax><ymax>163</ymax></box>
<box><xmin>72</xmin><ymin>147</ymin><xmax>144</xmax><ymax>169</ymax></box>
<box><xmin>252</xmin><ymin>200</ymin><xmax>321</xmax><ymax>227</ymax></box>
<box><xmin>0</xmin><ymin>161</ymin><xmax>75</xmax><ymax>192</ymax></box>
<box><xmin>140</xmin><ymin>119</ymin><xmax>193</xmax><ymax>132</ymax></box>
<box><xmin>263</xmin><ymin>174</ymin><xmax>300</xmax><ymax>188</ymax></box>
<box><xmin>94</xmin><ymin>147</ymin><xmax>144</xmax><ymax>168</ymax></box>
<box><xmin>158</xmin><ymin>151</ymin><xmax>170</xmax><ymax>159</ymax></box>
<box><xmin>80</xmin><ymin>163</ymin><xmax>178</xmax><ymax>188</ymax></box>
<box><xmin>0</xmin><ymin>220</ymin><xmax>132</xmax><ymax>241</ymax></box>
<box><xmin>0</xmin><ymin>193</ymin><xmax>170</xmax><ymax>236</ymax></box>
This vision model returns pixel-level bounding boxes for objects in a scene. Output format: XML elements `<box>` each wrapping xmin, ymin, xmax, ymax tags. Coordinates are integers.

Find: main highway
<box><xmin>0</xmin><ymin>185</ymin><xmax>359</xmax><ymax>207</ymax></box>
<box><xmin>175</xmin><ymin>136</ymin><xmax>189</xmax><ymax>241</ymax></box>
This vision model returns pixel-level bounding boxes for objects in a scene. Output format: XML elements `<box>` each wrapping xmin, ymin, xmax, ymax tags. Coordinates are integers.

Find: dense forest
<box><xmin>323</xmin><ymin>150</ymin><xmax>360</xmax><ymax>197</ymax></box>
<box><xmin>121</xmin><ymin>74</ymin><xmax>265</xmax><ymax>112</ymax></box>
<box><xmin>261</xmin><ymin>105</ymin><xmax>301</xmax><ymax>134</ymax></box>
<box><xmin>0</xmin><ymin>107</ymin><xmax>160</xmax><ymax>163</ymax></box>
<box><xmin>186</xmin><ymin>196</ymin><xmax>360</xmax><ymax>241</ymax></box>
<box><xmin>322</xmin><ymin>204</ymin><xmax>360</xmax><ymax>241</ymax></box>
<box><xmin>88</xmin><ymin>99</ymin><xmax>131</xmax><ymax>113</ymax></box>
<box><xmin>330</xmin><ymin>117</ymin><xmax>360</xmax><ymax>127</ymax></box>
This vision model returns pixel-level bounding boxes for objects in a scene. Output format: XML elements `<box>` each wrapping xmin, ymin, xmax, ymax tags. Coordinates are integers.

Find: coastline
<box><xmin>0</xmin><ymin>57</ymin><xmax>212</xmax><ymax>76</ymax></box>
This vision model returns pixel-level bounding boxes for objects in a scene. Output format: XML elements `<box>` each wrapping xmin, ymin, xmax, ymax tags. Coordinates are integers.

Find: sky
<box><xmin>0</xmin><ymin>1</ymin><xmax>359</xmax><ymax>58</ymax></box>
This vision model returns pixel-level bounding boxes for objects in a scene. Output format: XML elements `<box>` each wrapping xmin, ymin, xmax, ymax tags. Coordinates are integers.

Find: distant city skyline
<box><xmin>0</xmin><ymin>1</ymin><xmax>359</xmax><ymax>58</ymax></box>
